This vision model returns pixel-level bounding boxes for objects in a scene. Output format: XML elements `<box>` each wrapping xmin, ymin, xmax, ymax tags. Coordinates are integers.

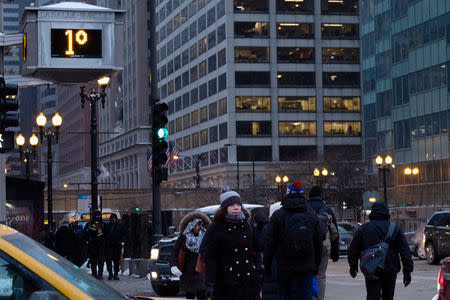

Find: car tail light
<box><xmin>438</xmin><ymin>268</ymin><xmax>447</xmax><ymax>296</ymax></box>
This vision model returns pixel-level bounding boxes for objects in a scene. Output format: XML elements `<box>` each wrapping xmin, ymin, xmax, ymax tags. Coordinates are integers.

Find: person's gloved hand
<box><xmin>170</xmin><ymin>266</ymin><xmax>182</xmax><ymax>277</ymax></box>
<box><xmin>350</xmin><ymin>267</ymin><xmax>358</xmax><ymax>278</ymax></box>
<box><xmin>403</xmin><ymin>271</ymin><xmax>411</xmax><ymax>287</ymax></box>
<box><xmin>206</xmin><ymin>283</ymin><xmax>215</xmax><ymax>300</ymax></box>
<box><xmin>330</xmin><ymin>251</ymin><xmax>339</xmax><ymax>262</ymax></box>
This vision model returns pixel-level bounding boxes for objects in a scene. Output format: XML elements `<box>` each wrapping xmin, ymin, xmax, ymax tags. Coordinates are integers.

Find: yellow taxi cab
<box><xmin>0</xmin><ymin>223</ymin><xmax>130</xmax><ymax>299</ymax></box>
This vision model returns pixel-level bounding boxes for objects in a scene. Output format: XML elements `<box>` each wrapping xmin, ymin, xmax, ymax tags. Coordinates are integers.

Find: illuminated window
<box><xmin>277</xmin><ymin>47</ymin><xmax>314</xmax><ymax>63</ymax></box>
<box><xmin>176</xmin><ymin>117</ymin><xmax>182</xmax><ymax>132</ymax></box>
<box><xmin>183</xmin><ymin>114</ymin><xmax>191</xmax><ymax>129</ymax></box>
<box><xmin>235</xmin><ymin>47</ymin><xmax>269</xmax><ymax>63</ymax></box>
<box><xmin>234</xmin><ymin>0</ymin><xmax>268</xmax><ymax>12</ymax></box>
<box><xmin>200</xmin><ymin>106</ymin><xmax>208</xmax><ymax>122</ymax></box>
<box><xmin>234</xmin><ymin>22</ymin><xmax>269</xmax><ymax>38</ymax></box>
<box><xmin>191</xmin><ymin>110</ymin><xmax>199</xmax><ymax>125</ymax></box>
<box><xmin>190</xmin><ymin>43</ymin><xmax>197</xmax><ymax>60</ymax></box>
<box><xmin>278</xmin><ymin>96</ymin><xmax>316</xmax><ymax>112</ymax></box>
<box><xmin>190</xmin><ymin>65</ymin><xmax>198</xmax><ymax>82</ymax></box>
<box><xmin>321</xmin><ymin>0</ymin><xmax>358</xmax><ymax>14</ymax></box>
<box><xmin>183</xmin><ymin>136</ymin><xmax>191</xmax><ymax>150</ymax></box>
<box><xmin>198</xmin><ymin>38</ymin><xmax>207</xmax><ymax>55</ymax></box>
<box><xmin>277</xmin><ymin>0</ymin><xmax>314</xmax><ymax>12</ymax></box>
<box><xmin>277</xmin><ymin>23</ymin><xmax>314</xmax><ymax>39</ymax></box>
<box><xmin>279</xmin><ymin>121</ymin><xmax>317</xmax><ymax>136</ymax></box>
<box><xmin>209</xmin><ymin>102</ymin><xmax>217</xmax><ymax>119</ymax></box>
<box><xmin>321</xmin><ymin>23</ymin><xmax>359</xmax><ymax>39</ymax></box>
<box><xmin>323</xmin><ymin>72</ymin><xmax>360</xmax><ymax>87</ymax></box>
<box><xmin>323</xmin><ymin>96</ymin><xmax>360</xmax><ymax>112</ymax></box>
<box><xmin>192</xmin><ymin>132</ymin><xmax>199</xmax><ymax>148</ymax></box>
<box><xmin>200</xmin><ymin>129</ymin><xmax>208</xmax><ymax>145</ymax></box>
<box><xmin>219</xmin><ymin>98</ymin><xmax>227</xmax><ymax>115</ymax></box>
<box><xmin>199</xmin><ymin>60</ymin><xmax>206</xmax><ymax>78</ymax></box>
<box><xmin>236</xmin><ymin>121</ymin><xmax>272</xmax><ymax>136</ymax></box>
<box><xmin>236</xmin><ymin>96</ymin><xmax>271</xmax><ymax>111</ymax></box>
<box><xmin>167</xmin><ymin>80</ymin><xmax>174</xmax><ymax>95</ymax></box>
<box><xmin>322</xmin><ymin>48</ymin><xmax>359</xmax><ymax>63</ymax></box>
<box><xmin>323</xmin><ymin>121</ymin><xmax>361</xmax><ymax>136</ymax></box>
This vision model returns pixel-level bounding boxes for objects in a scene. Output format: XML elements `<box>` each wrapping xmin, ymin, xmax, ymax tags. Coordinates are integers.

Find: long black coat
<box><xmin>104</xmin><ymin>221</ymin><xmax>125</xmax><ymax>259</ymax></box>
<box><xmin>206</xmin><ymin>217</ymin><xmax>261</xmax><ymax>300</ymax></box>
<box><xmin>264</xmin><ymin>194</ymin><xmax>323</xmax><ymax>275</ymax></box>
<box><xmin>55</xmin><ymin>224</ymin><xmax>75</xmax><ymax>259</ymax></box>
<box><xmin>348</xmin><ymin>203</ymin><xmax>414</xmax><ymax>275</ymax></box>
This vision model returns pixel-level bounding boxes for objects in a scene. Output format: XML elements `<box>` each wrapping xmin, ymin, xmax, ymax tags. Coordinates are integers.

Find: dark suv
<box><xmin>149</xmin><ymin>236</ymin><xmax>180</xmax><ymax>296</ymax></box>
<box><xmin>424</xmin><ymin>211</ymin><xmax>450</xmax><ymax>265</ymax></box>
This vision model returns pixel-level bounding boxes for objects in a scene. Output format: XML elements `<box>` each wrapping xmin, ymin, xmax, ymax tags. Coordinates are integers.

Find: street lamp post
<box><xmin>376</xmin><ymin>155</ymin><xmax>393</xmax><ymax>204</ymax></box>
<box><xmin>313</xmin><ymin>168</ymin><xmax>328</xmax><ymax>186</ymax></box>
<box><xmin>80</xmin><ymin>76</ymin><xmax>110</xmax><ymax>211</ymax></box>
<box><xmin>275</xmin><ymin>175</ymin><xmax>289</xmax><ymax>198</ymax></box>
<box><xmin>36</xmin><ymin>112</ymin><xmax>62</xmax><ymax>232</ymax></box>
<box><xmin>404</xmin><ymin>167</ymin><xmax>419</xmax><ymax>205</ymax></box>
<box><xmin>15</xmin><ymin>133</ymin><xmax>39</xmax><ymax>180</ymax></box>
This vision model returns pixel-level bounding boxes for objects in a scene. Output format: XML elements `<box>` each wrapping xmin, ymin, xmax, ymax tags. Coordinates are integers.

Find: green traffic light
<box><xmin>402</xmin><ymin>203</ymin><xmax>406</xmax><ymax>207</ymax></box>
<box><xmin>157</xmin><ymin>127</ymin><xmax>168</xmax><ymax>139</ymax></box>
<box><xmin>135</xmin><ymin>207</ymin><xmax>140</xmax><ymax>211</ymax></box>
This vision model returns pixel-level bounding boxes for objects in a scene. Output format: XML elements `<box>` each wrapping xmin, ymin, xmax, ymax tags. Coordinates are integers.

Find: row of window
<box><xmin>392</xmin><ymin>13</ymin><xmax>449</xmax><ymax>63</ymax></box>
<box><xmin>157</xmin><ymin>0</ymin><xmax>224</xmax><ymax>34</ymax></box>
<box><xmin>235</xmin><ymin>47</ymin><xmax>359</xmax><ymax>64</ymax></box>
<box><xmin>233</xmin><ymin>71</ymin><xmax>360</xmax><ymax>88</ymax></box>
<box><xmin>160</xmin><ymin>72</ymin><xmax>226</xmax><ymax>100</ymax></box>
<box><xmin>168</xmin><ymin>98</ymin><xmax>227</xmax><ymax>131</ymax></box>
<box><xmin>233</xmin><ymin>0</ymin><xmax>358</xmax><ymax>15</ymax></box>
<box><xmin>173</xmin><ymin>123</ymin><xmax>228</xmax><ymax>151</ymax></box>
<box><xmin>159</xmin><ymin>45</ymin><xmax>225</xmax><ymax>83</ymax></box>
<box><xmin>158</xmin><ymin>23</ymin><xmax>225</xmax><ymax>63</ymax></box>
<box><xmin>169</xmin><ymin>148</ymin><xmax>229</xmax><ymax>173</ymax></box>
<box><xmin>394</xmin><ymin>110</ymin><xmax>450</xmax><ymax>150</ymax></box>
<box><xmin>235</xmin><ymin>96</ymin><xmax>361</xmax><ymax>112</ymax></box>
<box><xmin>234</xmin><ymin>22</ymin><xmax>359</xmax><ymax>40</ymax></box>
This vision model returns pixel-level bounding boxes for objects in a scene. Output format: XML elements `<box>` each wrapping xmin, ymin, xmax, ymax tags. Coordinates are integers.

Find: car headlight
<box><xmin>150</xmin><ymin>248</ymin><xmax>159</xmax><ymax>260</ymax></box>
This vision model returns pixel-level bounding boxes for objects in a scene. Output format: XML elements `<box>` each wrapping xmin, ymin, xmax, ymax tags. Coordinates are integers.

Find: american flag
<box><xmin>147</xmin><ymin>145</ymin><xmax>180</xmax><ymax>174</ymax></box>
<box><xmin>147</xmin><ymin>149</ymin><xmax>152</xmax><ymax>175</ymax></box>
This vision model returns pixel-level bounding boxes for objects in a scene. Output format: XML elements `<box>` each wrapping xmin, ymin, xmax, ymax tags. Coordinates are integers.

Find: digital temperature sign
<box><xmin>51</xmin><ymin>29</ymin><xmax>102</xmax><ymax>58</ymax></box>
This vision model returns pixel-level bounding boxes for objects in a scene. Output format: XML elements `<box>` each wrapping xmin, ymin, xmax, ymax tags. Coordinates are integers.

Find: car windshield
<box><xmin>338</xmin><ymin>225</ymin><xmax>350</xmax><ymax>235</ymax></box>
<box><xmin>2</xmin><ymin>232</ymin><xmax>128</xmax><ymax>299</ymax></box>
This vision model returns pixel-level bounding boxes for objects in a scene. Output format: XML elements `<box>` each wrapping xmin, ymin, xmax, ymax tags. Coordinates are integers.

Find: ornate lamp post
<box><xmin>376</xmin><ymin>155</ymin><xmax>393</xmax><ymax>204</ymax></box>
<box><xmin>313</xmin><ymin>168</ymin><xmax>328</xmax><ymax>186</ymax></box>
<box><xmin>15</xmin><ymin>133</ymin><xmax>39</xmax><ymax>180</ymax></box>
<box><xmin>80</xmin><ymin>76</ymin><xmax>110</xmax><ymax>210</ymax></box>
<box><xmin>36</xmin><ymin>112</ymin><xmax>62</xmax><ymax>231</ymax></box>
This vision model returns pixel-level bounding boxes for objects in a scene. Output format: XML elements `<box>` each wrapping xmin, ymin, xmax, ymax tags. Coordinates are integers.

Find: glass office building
<box><xmin>361</xmin><ymin>0</ymin><xmax>450</xmax><ymax>215</ymax></box>
<box><xmin>157</xmin><ymin>0</ymin><xmax>362</xmax><ymax>188</ymax></box>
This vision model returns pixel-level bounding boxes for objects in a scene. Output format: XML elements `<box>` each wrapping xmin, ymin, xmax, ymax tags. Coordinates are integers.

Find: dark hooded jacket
<box><xmin>171</xmin><ymin>211</ymin><xmax>211</xmax><ymax>294</ymax></box>
<box><xmin>264</xmin><ymin>194</ymin><xmax>323</xmax><ymax>275</ymax></box>
<box><xmin>348</xmin><ymin>202</ymin><xmax>413</xmax><ymax>275</ymax></box>
<box><xmin>104</xmin><ymin>213</ymin><xmax>126</xmax><ymax>259</ymax></box>
<box><xmin>308</xmin><ymin>195</ymin><xmax>340</xmax><ymax>260</ymax></box>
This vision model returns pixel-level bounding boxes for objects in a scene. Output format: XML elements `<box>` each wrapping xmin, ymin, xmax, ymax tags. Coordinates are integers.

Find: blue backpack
<box><xmin>360</xmin><ymin>222</ymin><xmax>395</xmax><ymax>280</ymax></box>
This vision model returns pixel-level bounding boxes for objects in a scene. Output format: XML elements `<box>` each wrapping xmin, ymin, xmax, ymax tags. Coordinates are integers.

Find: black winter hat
<box><xmin>309</xmin><ymin>185</ymin><xmax>322</xmax><ymax>198</ymax></box>
<box><xmin>369</xmin><ymin>202</ymin><xmax>390</xmax><ymax>220</ymax></box>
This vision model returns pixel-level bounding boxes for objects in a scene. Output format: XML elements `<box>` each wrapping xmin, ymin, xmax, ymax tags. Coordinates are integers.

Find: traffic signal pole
<box><xmin>149</xmin><ymin>0</ymin><xmax>163</xmax><ymax>244</ymax></box>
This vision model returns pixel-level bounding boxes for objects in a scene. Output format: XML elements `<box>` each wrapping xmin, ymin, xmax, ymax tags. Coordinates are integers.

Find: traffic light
<box><xmin>0</xmin><ymin>77</ymin><xmax>19</xmax><ymax>132</ymax></box>
<box><xmin>152</xmin><ymin>102</ymin><xmax>169</xmax><ymax>166</ymax></box>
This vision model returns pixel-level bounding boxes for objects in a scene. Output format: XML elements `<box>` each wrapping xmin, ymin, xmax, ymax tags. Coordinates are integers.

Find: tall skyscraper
<box><xmin>157</xmin><ymin>0</ymin><xmax>362</xmax><ymax>189</ymax></box>
<box><xmin>361</xmin><ymin>0</ymin><xmax>449</xmax><ymax>209</ymax></box>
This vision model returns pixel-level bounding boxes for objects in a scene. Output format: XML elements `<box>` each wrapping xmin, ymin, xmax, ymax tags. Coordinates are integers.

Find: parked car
<box><xmin>337</xmin><ymin>222</ymin><xmax>360</xmax><ymax>235</ymax></box>
<box><xmin>148</xmin><ymin>204</ymin><xmax>266</xmax><ymax>297</ymax></box>
<box><xmin>148</xmin><ymin>236</ymin><xmax>180</xmax><ymax>297</ymax></box>
<box><xmin>0</xmin><ymin>224</ymin><xmax>130</xmax><ymax>299</ymax></box>
<box><xmin>404</xmin><ymin>227</ymin><xmax>425</xmax><ymax>259</ymax></box>
<box><xmin>337</xmin><ymin>225</ymin><xmax>353</xmax><ymax>255</ymax></box>
<box><xmin>432</xmin><ymin>257</ymin><xmax>450</xmax><ymax>300</ymax></box>
<box><xmin>424</xmin><ymin>211</ymin><xmax>450</xmax><ymax>265</ymax></box>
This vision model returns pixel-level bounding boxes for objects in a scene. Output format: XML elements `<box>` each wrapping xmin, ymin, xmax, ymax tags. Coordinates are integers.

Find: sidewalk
<box><xmin>103</xmin><ymin>273</ymin><xmax>155</xmax><ymax>297</ymax></box>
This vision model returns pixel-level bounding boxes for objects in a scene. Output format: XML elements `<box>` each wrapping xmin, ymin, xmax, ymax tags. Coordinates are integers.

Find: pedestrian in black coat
<box><xmin>348</xmin><ymin>202</ymin><xmax>413</xmax><ymax>300</ymax></box>
<box><xmin>84</xmin><ymin>209</ymin><xmax>105</xmax><ymax>279</ymax></box>
<box><xmin>55</xmin><ymin>221</ymin><xmax>76</xmax><ymax>262</ymax></box>
<box><xmin>205</xmin><ymin>190</ymin><xmax>261</xmax><ymax>300</ymax></box>
<box><xmin>171</xmin><ymin>211</ymin><xmax>210</xmax><ymax>300</ymax></box>
<box><xmin>264</xmin><ymin>181</ymin><xmax>323</xmax><ymax>300</ymax></box>
<box><xmin>104</xmin><ymin>213</ymin><xmax>125</xmax><ymax>280</ymax></box>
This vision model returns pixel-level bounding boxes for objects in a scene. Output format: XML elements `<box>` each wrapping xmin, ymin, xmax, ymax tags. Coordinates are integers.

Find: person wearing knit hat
<box><xmin>204</xmin><ymin>188</ymin><xmax>261</xmax><ymax>300</ymax></box>
<box><xmin>286</xmin><ymin>180</ymin><xmax>304</xmax><ymax>195</ymax></box>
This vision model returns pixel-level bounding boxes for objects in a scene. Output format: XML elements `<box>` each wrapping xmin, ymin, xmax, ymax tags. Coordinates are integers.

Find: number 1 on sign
<box><xmin>65</xmin><ymin>30</ymin><xmax>88</xmax><ymax>56</ymax></box>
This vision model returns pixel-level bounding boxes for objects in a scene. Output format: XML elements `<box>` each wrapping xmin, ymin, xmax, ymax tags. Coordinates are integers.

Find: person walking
<box><xmin>104</xmin><ymin>213</ymin><xmax>125</xmax><ymax>280</ymax></box>
<box><xmin>55</xmin><ymin>221</ymin><xmax>76</xmax><ymax>262</ymax></box>
<box><xmin>171</xmin><ymin>211</ymin><xmax>210</xmax><ymax>299</ymax></box>
<box><xmin>347</xmin><ymin>202</ymin><xmax>413</xmax><ymax>300</ymax></box>
<box><xmin>84</xmin><ymin>209</ymin><xmax>105</xmax><ymax>280</ymax></box>
<box><xmin>205</xmin><ymin>190</ymin><xmax>261</xmax><ymax>300</ymax></box>
<box><xmin>307</xmin><ymin>185</ymin><xmax>339</xmax><ymax>300</ymax></box>
<box><xmin>264</xmin><ymin>180</ymin><xmax>323</xmax><ymax>300</ymax></box>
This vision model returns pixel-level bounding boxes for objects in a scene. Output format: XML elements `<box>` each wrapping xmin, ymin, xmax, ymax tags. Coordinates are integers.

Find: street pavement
<box><xmin>104</xmin><ymin>257</ymin><xmax>440</xmax><ymax>299</ymax></box>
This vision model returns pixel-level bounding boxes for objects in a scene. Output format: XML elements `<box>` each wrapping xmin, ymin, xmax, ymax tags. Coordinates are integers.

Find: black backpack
<box><xmin>360</xmin><ymin>222</ymin><xmax>395</xmax><ymax>280</ymax></box>
<box><xmin>284</xmin><ymin>211</ymin><xmax>314</xmax><ymax>257</ymax></box>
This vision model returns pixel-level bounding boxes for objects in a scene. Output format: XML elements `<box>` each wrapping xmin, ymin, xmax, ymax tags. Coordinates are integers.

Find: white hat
<box><xmin>269</xmin><ymin>202</ymin><xmax>282</xmax><ymax>217</ymax></box>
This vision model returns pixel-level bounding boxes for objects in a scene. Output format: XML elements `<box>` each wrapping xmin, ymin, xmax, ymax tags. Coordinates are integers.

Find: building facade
<box><xmin>156</xmin><ymin>0</ymin><xmax>363</xmax><ymax>189</ymax></box>
<box><xmin>361</xmin><ymin>0</ymin><xmax>450</xmax><ymax>228</ymax></box>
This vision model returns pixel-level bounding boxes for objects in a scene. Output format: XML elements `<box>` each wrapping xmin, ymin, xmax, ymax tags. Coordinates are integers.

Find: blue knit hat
<box><xmin>286</xmin><ymin>180</ymin><xmax>304</xmax><ymax>195</ymax></box>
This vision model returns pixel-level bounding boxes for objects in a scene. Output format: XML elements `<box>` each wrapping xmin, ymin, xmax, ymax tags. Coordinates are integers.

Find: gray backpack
<box><xmin>360</xmin><ymin>222</ymin><xmax>395</xmax><ymax>280</ymax></box>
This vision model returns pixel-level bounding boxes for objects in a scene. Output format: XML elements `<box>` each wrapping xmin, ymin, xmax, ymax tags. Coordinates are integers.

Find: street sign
<box><xmin>0</xmin><ymin>131</ymin><xmax>14</xmax><ymax>153</ymax></box>
<box><xmin>21</xmin><ymin>2</ymin><xmax>125</xmax><ymax>84</ymax></box>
